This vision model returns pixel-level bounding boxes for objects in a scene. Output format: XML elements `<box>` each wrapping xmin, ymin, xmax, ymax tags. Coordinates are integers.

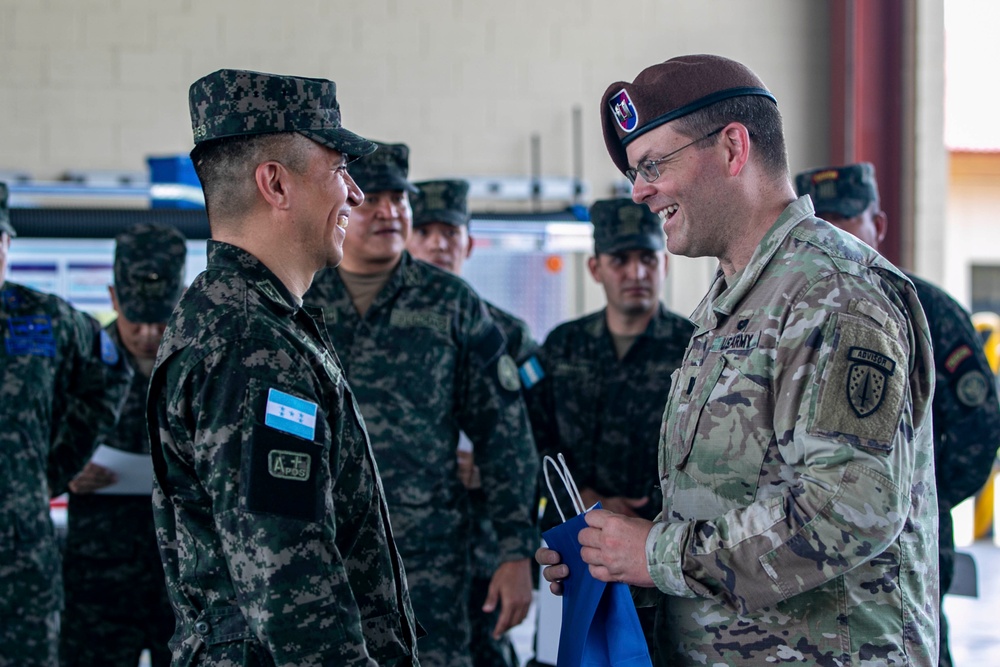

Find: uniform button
<box><xmin>194</xmin><ymin>621</ymin><xmax>211</xmax><ymax>635</ymax></box>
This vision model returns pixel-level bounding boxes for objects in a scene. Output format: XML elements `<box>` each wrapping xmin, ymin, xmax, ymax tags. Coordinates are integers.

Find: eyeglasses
<box><xmin>625</xmin><ymin>127</ymin><xmax>726</xmax><ymax>184</ymax></box>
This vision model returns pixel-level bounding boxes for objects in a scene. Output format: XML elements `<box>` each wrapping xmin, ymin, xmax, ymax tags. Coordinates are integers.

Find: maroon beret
<box><xmin>600</xmin><ymin>54</ymin><xmax>777</xmax><ymax>175</ymax></box>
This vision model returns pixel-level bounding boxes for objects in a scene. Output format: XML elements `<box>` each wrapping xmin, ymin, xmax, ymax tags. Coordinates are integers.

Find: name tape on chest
<box><xmin>264</xmin><ymin>388</ymin><xmax>318</xmax><ymax>441</ymax></box>
<box><xmin>711</xmin><ymin>330</ymin><xmax>761</xmax><ymax>353</ymax></box>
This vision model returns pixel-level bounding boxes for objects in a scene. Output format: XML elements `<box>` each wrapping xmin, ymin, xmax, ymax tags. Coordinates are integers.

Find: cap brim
<box><xmin>596</xmin><ymin>233</ymin><xmax>665</xmax><ymax>255</ymax></box>
<box><xmin>353</xmin><ymin>174</ymin><xmax>420</xmax><ymax>194</ymax></box>
<box><xmin>299</xmin><ymin>127</ymin><xmax>378</xmax><ymax>161</ymax></box>
<box><xmin>413</xmin><ymin>210</ymin><xmax>469</xmax><ymax>228</ymax></box>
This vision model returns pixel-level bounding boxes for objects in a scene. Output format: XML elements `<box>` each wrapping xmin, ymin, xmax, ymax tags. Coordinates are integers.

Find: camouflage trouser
<box><xmin>59</xmin><ymin>552</ymin><xmax>174</xmax><ymax>667</ymax></box>
<box><xmin>407</xmin><ymin>550</ymin><xmax>472</xmax><ymax>667</ymax></box>
<box><xmin>0</xmin><ymin>610</ymin><xmax>59</xmax><ymax>667</ymax></box>
<box><xmin>468</xmin><ymin>575</ymin><xmax>517</xmax><ymax>667</ymax></box>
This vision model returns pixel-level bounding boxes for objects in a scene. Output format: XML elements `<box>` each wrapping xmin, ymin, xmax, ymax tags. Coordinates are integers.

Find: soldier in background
<box><xmin>526</xmin><ymin>198</ymin><xmax>694</xmax><ymax>657</ymax></box>
<box><xmin>407</xmin><ymin>178</ymin><xmax>539</xmax><ymax>667</ymax></box>
<box><xmin>796</xmin><ymin>162</ymin><xmax>1000</xmax><ymax>667</ymax></box>
<box><xmin>305</xmin><ymin>145</ymin><xmax>538</xmax><ymax>667</ymax></box>
<box><xmin>0</xmin><ymin>182</ymin><xmax>131</xmax><ymax>667</ymax></box>
<box><xmin>60</xmin><ymin>223</ymin><xmax>187</xmax><ymax>667</ymax></box>
<box><xmin>148</xmin><ymin>69</ymin><xmax>419</xmax><ymax>665</ymax></box>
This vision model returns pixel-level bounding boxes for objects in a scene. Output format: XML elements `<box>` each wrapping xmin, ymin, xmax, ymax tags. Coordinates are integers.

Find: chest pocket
<box><xmin>672</xmin><ymin>351</ymin><xmax>774</xmax><ymax>512</ymax></box>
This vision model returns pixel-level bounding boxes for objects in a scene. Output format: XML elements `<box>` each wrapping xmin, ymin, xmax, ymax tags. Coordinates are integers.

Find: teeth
<box><xmin>336</xmin><ymin>215</ymin><xmax>349</xmax><ymax>229</ymax></box>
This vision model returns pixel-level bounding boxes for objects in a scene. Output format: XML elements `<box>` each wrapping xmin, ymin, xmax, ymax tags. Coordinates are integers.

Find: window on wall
<box><xmin>971</xmin><ymin>265</ymin><xmax>1000</xmax><ymax>316</ymax></box>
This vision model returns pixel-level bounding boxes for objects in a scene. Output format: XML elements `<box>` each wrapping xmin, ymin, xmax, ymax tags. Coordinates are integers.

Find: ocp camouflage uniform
<box><xmin>0</xmin><ymin>283</ymin><xmax>131</xmax><ymax>667</ymax></box>
<box><xmin>305</xmin><ymin>251</ymin><xmax>540</xmax><ymax>667</ymax></box>
<box><xmin>642</xmin><ymin>197</ymin><xmax>938</xmax><ymax>666</ymax></box>
<box><xmin>148</xmin><ymin>241</ymin><xmax>419</xmax><ymax>666</ymax></box>
<box><xmin>60</xmin><ymin>323</ymin><xmax>174</xmax><ymax>667</ymax></box>
<box><xmin>908</xmin><ymin>272</ymin><xmax>1000</xmax><ymax>667</ymax></box>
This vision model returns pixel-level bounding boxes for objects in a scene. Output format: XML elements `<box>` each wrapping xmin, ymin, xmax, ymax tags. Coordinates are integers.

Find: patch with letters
<box><xmin>609</xmin><ymin>89</ymin><xmax>639</xmax><ymax>132</ymax></box>
<box><xmin>498</xmin><ymin>354</ymin><xmax>522</xmax><ymax>392</ymax></box>
<box><xmin>6</xmin><ymin>315</ymin><xmax>56</xmax><ymax>357</ymax></box>
<box><xmin>712</xmin><ymin>330</ymin><xmax>760</xmax><ymax>353</ymax></box>
<box><xmin>267</xmin><ymin>450</ymin><xmax>311</xmax><ymax>481</ymax></box>
<box><xmin>264</xmin><ymin>388</ymin><xmax>318</xmax><ymax>440</ymax></box>
<box><xmin>246</xmin><ymin>421</ymin><xmax>322</xmax><ymax>521</ymax></box>
<box><xmin>390</xmin><ymin>309</ymin><xmax>449</xmax><ymax>333</ymax></box>
<box><xmin>519</xmin><ymin>355</ymin><xmax>545</xmax><ymax>389</ymax></box>
<box><xmin>846</xmin><ymin>346</ymin><xmax>895</xmax><ymax>418</ymax></box>
<box><xmin>944</xmin><ymin>344</ymin><xmax>973</xmax><ymax>373</ymax></box>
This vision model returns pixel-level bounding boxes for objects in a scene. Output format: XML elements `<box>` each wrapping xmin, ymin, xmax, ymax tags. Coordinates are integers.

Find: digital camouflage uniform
<box><xmin>146</xmin><ymin>69</ymin><xmax>419</xmax><ymax>667</ymax></box>
<box><xmin>0</xmin><ymin>183</ymin><xmax>132</xmax><ymax>667</ymax></box>
<box><xmin>412</xmin><ymin>178</ymin><xmax>540</xmax><ymax>667</ymax></box>
<box><xmin>305</xmin><ymin>250</ymin><xmax>540</xmax><ymax>667</ymax></box>
<box><xmin>641</xmin><ymin>197</ymin><xmax>938</xmax><ymax>666</ymax></box>
<box><xmin>149</xmin><ymin>241</ymin><xmax>419</xmax><ymax>666</ymax></box>
<box><xmin>61</xmin><ymin>223</ymin><xmax>187</xmax><ymax>667</ymax></box>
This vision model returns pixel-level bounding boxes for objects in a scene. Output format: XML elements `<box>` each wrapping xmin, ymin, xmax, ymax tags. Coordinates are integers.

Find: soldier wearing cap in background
<box><xmin>407</xmin><ymin>178</ymin><xmax>540</xmax><ymax>667</ymax></box>
<box><xmin>60</xmin><ymin>223</ymin><xmax>187</xmax><ymax>667</ymax></box>
<box><xmin>147</xmin><ymin>69</ymin><xmax>419</xmax><ymax>666</ymax></box>
<box><xmin>305</xmin><ymin>145</ymin><xmax>539</xmax><ymax>667</ymax></box>
<box><xmin>796</xmin><ymin>162</ymin><xmax>1000</xmax><ymax>667</ymax></box>
<box><xmin>0</xmin><ymin>182</ymin><xmax>132</xmax><ymax>667</ymax></box>
<box><xmin>537</xmin><ymin>54</ymin><xmax>939</xmax><ymax>666</ymax></box>
<box><xmin>526</xmin><ymin>198</ymin><xmax>694</xmax><ymax>659</ymax></box>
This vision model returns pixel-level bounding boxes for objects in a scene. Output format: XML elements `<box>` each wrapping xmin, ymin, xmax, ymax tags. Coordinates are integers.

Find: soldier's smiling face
<box><xmin>341</xmin><ymin>190</ymin><xmax>412</xmax><ymax>272</ymax></box>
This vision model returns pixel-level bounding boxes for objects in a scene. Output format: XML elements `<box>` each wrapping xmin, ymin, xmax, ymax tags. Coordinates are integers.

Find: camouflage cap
<box><xmin>188</xmin><ymin>69</ymin><xmax>376</xmax><ymax>159</ymax></box>
<box><xmin>349</xmin><ymin>142</ymin><xmax>419</xmax><ymax>194</ymax></box>
<box><xmin>601</xmin><ymin>54</ymin><xmax>777</xmax><ymax>175</ymax></box>
<box><xmin>590</xmin><ymin>198</ymin><xmax>665</xmax><ymax>254</ymax></box>
<box><xmin>114</xmin><ymin>223</ymin><xmax>187</xmax><ymax>323</ymax></box>
<box><xmin>0</xmin><ymin>182</ymin><xmax>14</xmax><ymax>238</ymax></box>
<box><xmin>794</xmin><ymin>162</ymin><xmax>879</xmax><ymax>219</ymax></box>
<box><xmin>411</xmin><ymin>180</ymin><xmax>470</xmax><ymax>228</ymax></box>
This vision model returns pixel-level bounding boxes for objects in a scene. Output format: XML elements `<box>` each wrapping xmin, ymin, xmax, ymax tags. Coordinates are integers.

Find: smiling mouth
<box><xmin>336</xmin><ymin>214</ymin><xmax>349</xmax><ymax>230</ymax></box>
<box><xmin>659</xmin><ymin>204</ymin><xmax>679</xmax><ymax>223</ymax></box>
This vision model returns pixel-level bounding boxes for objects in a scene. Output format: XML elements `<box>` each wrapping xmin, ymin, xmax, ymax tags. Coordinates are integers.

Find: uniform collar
<box><xmin>206</xmin><ymin>240</ymin><xmax>299</xmax><ymax>315</ymax></box>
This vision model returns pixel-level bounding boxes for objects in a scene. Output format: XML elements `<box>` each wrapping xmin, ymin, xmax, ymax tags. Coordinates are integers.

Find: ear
<box><xmin>874</xmin><ymin>210</ymin><xmax>888</xmax><ymax>245</ymax></box>
<box><xmin>108</xmin><ymin>285</ymin><xmax>123</xmax><ymax>316</ymax></box>
<box><xmin>587</xmin><ymin>255</ymin><xmax>601</xmax><ymax>283</ymax></box>
<box><xmin>254</xmin><ymin>161</ymin><xmax>292</xmax><ymax>211</ymax></box>
<box><xmin>465</xmin><ymin>232</ymin><xmax>475</xmax><ymax>260</ymax></box>
<box><xmin>720</xmin><ymin>122</ymin><xmax>751</xmax><ymax>177</ymax></box>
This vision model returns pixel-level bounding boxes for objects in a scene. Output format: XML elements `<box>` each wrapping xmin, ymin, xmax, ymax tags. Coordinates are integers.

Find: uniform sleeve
<box><xmin>151</xmin><ymin>339</ymin><xmax>378</xmax><ymax>666</ymax></box>
<box><xmin>923</xmin><ymin>291</ymin><xmax>1000</xmax><ymax>508</ymax></box>
<box><xmin>645</xmin><ymin>274</ymin><xmax>933</xmax><ymax>615</ymax></box>
<box><xmin>47</xmin><ymin>310</ymin><xmax>131</xmax><ymax>496</ymax></box>
<box><xmin>457</xmin><ymin>300</ymin><xmax>540</xmax><ymax>562</ymax></box>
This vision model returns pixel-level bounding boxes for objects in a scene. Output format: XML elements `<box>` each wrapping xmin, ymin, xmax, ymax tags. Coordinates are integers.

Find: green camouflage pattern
<box><xmin>147</xmin><ymin>241</ymin><xmax>418</xmax><ymax>666</ymax></box>
<box><xmin>60</xmin><ymin>324</ymin><xmax>173</xmax><ymax>667</ymax></box>
<box><xmin>348</xmin><ymin>141</ymin><xmax>419</xmax><ymax>194</ymax></box>
<box><xmin>590</xmin><ymin>198</ymin><xmax>665</xmax><ymax>255</ymax></box>
<box><xmin>113</xmin><ymin>223</ymin><xmax>187</xmax><ymax>324</ymax></box>
<box><xmin>188</xmin><ymin>68</ymin><xmax>376</xmax><ymax>158</ymax></box>
<box><xmin>412</xmin><ymin>179</ymin><xmax>471</xmax><ymax>228</ymax></box>
<box><xmin>304</xmin><ymin>252</ymin><xmax>540</xmax><ymax>667</ymax></box>
<box><xmin>0</xmin><ymin>182</ymin><xmax>14</xmax><ymax>238</ymax></box>
<box><xmin>641</xmin><ymin>197</ymin><xmax>938</xmax><ymax>666</ymax></box>
<box><xmin>907</xmin><ymin>272</ymin><xmax>1000</xmax><ymax>667</ymax></box>
<box><xmin>0</xmin><ymin>282</ymin><xmax>131</xmax><ymax>666</ymax></box>
<box><xmin>528</xmin><ymin>304</ymin><xmax>693</xmax><ymax>531</ymax></box>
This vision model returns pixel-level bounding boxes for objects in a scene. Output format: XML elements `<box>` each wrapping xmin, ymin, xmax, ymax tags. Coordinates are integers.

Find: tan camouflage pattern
<box><xmin>0</xmin><ymin>282</ymin><xmax>131</xmax><ymax>666</ymax></box>
<box><xmin>642</xmin><ymin>197</ymin><xmax>939</xmax><ymax>666</ymax></box>
<box><xmin>304</xmin><ymin>252</ymin><xmax>539</xmax><ymax>667</ymax></box>
<box><xmin>148</xmin><ymin>241</ymin><xmax>418</xmax><ymax>666</ymax></box>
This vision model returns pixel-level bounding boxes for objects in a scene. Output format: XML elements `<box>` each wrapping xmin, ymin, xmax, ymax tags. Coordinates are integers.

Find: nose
<box><xmin>345</xmin><ymin>172</ymin><xmax>364</xmax><ymax>207</ymax></box>
<box><xmin>625</xmin><ymin>258</ymin><xmax>644</xmax><ymax>280</ymax></box>
<box><xmin>432</xmin><ymin>231</ymin><xmax>449</xmax><ymax>250</ymax></box>
<box><xmin>631</xmin><ymin>177</ymin><xmax>656</xmax><ymax>204</ymax></box>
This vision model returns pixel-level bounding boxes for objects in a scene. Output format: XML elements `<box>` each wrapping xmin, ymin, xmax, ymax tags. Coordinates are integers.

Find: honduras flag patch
<box><xmin>264</xmin><ymin>388</ymin><xmax>318</xmax><ymax>441</ymax></box>
<box><xmin>519</xmin><ymin>355</ymin><xmax>545</xmax><ymax>389</ymax></box>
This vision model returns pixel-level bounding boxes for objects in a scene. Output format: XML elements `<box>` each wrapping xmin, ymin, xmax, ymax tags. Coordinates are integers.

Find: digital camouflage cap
<box><xmin>349</xmin><ymin>142</ymin><xmax>419</xmax><ymax>194</ymax></box>
<box><xmin>794</xmin><ymin>162</ymin><xmax>880</xmax><ymax>219</ymax></box>
<box><xmin>590</xmin><ymin>198</ymin><xmax>665</xmax><ymax>255</ymax></box>
<box><xmin>114</xmin><ymin>223</ymin><xmax>187</xmax><ymax>323</ymax></box>
<box><xmin>0</xmin><ymin>182</ymin><xmax>14</xmax><ymax>238</ymax></box>
<box><xmin>188</xmin><ymin>68</ymin><xmax>376</xmax><ymax>159</ymax></box>
<box><xmin>411</xmin><ymin>180</ymin><xmax>470</xmax><ymax>228</ymax></box>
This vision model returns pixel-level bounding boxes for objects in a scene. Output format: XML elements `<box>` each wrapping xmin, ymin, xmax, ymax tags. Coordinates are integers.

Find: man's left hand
<box><xmin>483</xmin><ymin>557</ymin><xmax>533</xmax><ymax>639</ymax></box>
<box><xmin>579</xmin><ymin>509</ymin><xmax>656</xmax><ymax>587</ymax></box>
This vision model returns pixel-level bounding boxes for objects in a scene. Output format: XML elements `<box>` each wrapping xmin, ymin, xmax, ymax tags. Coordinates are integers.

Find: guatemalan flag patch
<box><xmin>610</xmin><ymin>89</ymin><xmax>638</xmax><ymax>133</ymax></box>
<box><xmin>264</xmin><ymin>388</ymin><xmax>318</xmax><ymax>441</ymax></box>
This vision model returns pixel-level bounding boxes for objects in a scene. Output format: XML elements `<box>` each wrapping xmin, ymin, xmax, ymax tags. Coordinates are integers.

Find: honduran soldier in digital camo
<box><xmin>796</xmin><ymin>161</ymin><xmax>1000</xmax><ymax>667</ymax></box>
<box><xmin>525</xmin><ymin>197</ymin><xmax>694</xmax><ymax>658</ymax></box>
<box><xmin>407</xmin><ymin>178</ymin><xmax>540</xmax><ymax>667</ymax></box>
<box><xmin>147</xmin><ymin>69</ymin><xmax>419</xmax><ymax>666</ymax></box>
<box><xmin>0</xmin><ymin>182</ymin><xmax>132</xmax><ymax>667</ymax></box>
<box><xmin>60</xmin><ymin>223</ymin><xmax>187</xmax><ymax>667</ymax></box>
<box><xmin>538</xmin><ymin>54</ymin><xmax>940</xmax><ymax>666</ymax></box>
<box><xmin>305</xmin><ymin>146</ymin><xmax>539</xmax><ymax>667</ymax></box>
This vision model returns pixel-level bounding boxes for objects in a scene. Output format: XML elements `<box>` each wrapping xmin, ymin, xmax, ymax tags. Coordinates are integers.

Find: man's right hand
<box><xmin>67</xmin><ymin>462</ymin><xmax>117</xmax><ymax>494</ymax></box>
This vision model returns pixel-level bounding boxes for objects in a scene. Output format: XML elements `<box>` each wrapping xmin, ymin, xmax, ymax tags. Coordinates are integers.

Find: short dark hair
<box><xmin>190</xmin><ymin>132</ymin><xmax>309</xmax><ymax>223</ymax></box>
<box><xmin>673</xmin><ymin>95</ymin><xmax>788</xmax><ymax>176</ymax></box>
